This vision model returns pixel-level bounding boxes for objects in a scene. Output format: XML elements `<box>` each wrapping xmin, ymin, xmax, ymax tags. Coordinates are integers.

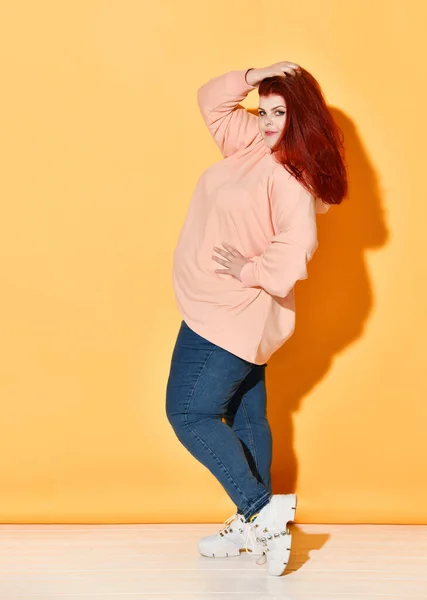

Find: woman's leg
<box><xmin>165</xmin><ymin>321</ymin><xmax>271</xmax><ymax>521</ymax></box>
<box><xmin>223</xmin><ymin>364</ymin><xmax>272</xmax><ymax>506</ymax></box>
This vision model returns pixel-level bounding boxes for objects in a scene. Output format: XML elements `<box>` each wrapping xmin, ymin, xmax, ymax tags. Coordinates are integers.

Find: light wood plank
<box><xmin>0</xmin><ymin>524</ymin><xmax>426</xmax><ymax>598</ymax></box>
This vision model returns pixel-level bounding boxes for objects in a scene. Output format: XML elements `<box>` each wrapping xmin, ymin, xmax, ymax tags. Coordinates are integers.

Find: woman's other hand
<box><xmin>212</xmin><ymin>243</ymin><xmax>251</xmax><ymax>281</ymax></box>
<box><xmin>245</xmin><ymin>61</ymin><xmax>302</xmax><ymax>86</ymax></box>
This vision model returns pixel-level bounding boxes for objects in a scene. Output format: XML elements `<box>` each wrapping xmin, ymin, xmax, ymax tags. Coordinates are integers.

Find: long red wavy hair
<box><xmin>258</xmin><ymin>68</ymin><xmax>348</xmax><ymax>206</ymax></box>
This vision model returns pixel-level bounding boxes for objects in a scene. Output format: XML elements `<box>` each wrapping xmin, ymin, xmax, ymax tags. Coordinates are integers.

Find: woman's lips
<box><xmin>265</xmin><ymin>131</ymin><xmax>277</xmax><ymax>136</ymax></box>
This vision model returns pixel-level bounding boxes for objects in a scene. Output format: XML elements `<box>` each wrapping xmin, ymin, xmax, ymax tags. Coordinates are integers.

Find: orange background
<box><xmin>1</xmin><ymin>0</ymin><xmax>426</xmax><ymax>524</ymax></box>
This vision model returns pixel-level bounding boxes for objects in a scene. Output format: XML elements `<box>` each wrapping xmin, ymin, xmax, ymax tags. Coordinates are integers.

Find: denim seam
<box><xmin>183</xmin><ymin>420</ymin><xmax>253</xmax><ymax>508</ymax></box>
<box><xmin>241</xmin><ymin>398</ymin><xmax>259</xmax><ymax>475</ymax></box>
<box><xmin>182</xmin><ymin>348</ymin><xmax>253</xmax><ymax>508</ymax></box>
<box><xmin>183</xmin><ymin>346</ymin><xmax>217</xmax><ymax>415</ymax></box>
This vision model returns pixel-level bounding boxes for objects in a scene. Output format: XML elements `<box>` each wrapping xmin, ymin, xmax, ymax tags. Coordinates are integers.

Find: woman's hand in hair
<box><xmin>245</xmin><ymin>62</ymin><xmax>302</xmax><ymax>86</ymax></box>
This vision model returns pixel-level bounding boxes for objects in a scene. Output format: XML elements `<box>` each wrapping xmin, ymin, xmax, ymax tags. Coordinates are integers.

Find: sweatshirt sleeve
<box><xmin>197</xmin><ymin>69</ymin><xmax>261</xmax><ymax>158</ymax></box>
<box><xmin>240</xmin><ymin>171</ymin><xmax>319</xmax><ymax>298</ymax></box>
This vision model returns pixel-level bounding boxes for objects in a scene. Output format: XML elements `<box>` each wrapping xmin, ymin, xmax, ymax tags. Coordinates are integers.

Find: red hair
<box><xmin>258</xmin><ymin>68</ymin><xmax>348</xmax><ymax>206</ymax></box>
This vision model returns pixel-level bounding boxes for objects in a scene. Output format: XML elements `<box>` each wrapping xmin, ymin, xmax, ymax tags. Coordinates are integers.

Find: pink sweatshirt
<box><xmin>172</xmin><ymin>68</ymin><xmax>330</xmax><ymax>365</ymax></box>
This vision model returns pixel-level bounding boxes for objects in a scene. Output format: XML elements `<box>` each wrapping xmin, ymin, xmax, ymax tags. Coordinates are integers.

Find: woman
<box><xmin>166</xmin><ymin>61</ymin><xmax>347</xmax><ymax>576</ymax></box>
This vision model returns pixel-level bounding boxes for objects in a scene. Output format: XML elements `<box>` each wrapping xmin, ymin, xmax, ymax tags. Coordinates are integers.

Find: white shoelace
<box><xmin>218</xmin><ymin>512</ymin><xmax>267</xmax><ymax>565</ymax></box>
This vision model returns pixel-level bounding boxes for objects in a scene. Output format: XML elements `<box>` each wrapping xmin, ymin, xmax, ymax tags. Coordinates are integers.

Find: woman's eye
<box><xmin>258</xmin><ymin>111</ymin><xmax>285</xmax><ymax>116</ymax></box>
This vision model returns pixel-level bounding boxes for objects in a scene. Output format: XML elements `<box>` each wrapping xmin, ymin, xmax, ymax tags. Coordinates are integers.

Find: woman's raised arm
<box><xmin>197</xmin><ymin>69</ymin><xmax>261</xmax><ymax>158</ymax></box>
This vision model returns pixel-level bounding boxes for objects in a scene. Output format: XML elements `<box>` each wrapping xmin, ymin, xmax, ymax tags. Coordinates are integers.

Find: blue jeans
<box><xmin>165</xmin><ymin>320</ymin><xmax>272</xmax><ymax>522</ymax></box>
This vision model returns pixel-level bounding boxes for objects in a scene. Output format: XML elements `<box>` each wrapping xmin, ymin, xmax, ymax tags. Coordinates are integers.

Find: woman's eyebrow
<box><xmin>258</xmin><ymin>105</ymin><xmax>286</xmax><ymax>110</ymax></box>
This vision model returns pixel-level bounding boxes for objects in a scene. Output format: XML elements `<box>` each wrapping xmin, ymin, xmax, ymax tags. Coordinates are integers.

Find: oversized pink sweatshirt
<box><xmin>172</xmin><ymin>68</ymin><xmax>330</xmax><ymax>365</ymax></box>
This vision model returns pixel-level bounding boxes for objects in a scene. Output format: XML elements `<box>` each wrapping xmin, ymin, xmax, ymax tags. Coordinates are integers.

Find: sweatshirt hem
<box><xmin>179</xmin><ymin>315</ymin><xmax>267</xmax><ymax>366</ymax></box>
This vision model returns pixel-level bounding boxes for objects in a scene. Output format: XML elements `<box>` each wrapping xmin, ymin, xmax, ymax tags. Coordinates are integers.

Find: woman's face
<box><xmin>257</xmin><ymin>94</ymin><xmax>287</xmax><ymax>149</ymax></box>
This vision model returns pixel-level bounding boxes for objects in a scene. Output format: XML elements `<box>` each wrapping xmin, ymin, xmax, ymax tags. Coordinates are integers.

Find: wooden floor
<box><xmin>0</xmin><ymin>523</ymin><xmax>426</xmax><ymax>599</ymax></box>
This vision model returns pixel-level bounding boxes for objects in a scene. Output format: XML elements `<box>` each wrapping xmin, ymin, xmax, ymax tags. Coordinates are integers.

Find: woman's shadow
<box><xmin>259</xmin><ymin>107</ymin><xmax>388</xmax><ymax>570</ymax></box>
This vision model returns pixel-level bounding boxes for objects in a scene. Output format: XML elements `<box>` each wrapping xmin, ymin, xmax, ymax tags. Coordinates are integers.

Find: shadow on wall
<box><xmin>264</xmin><ymin>107</ymin><xmax>389</xmax><ymax>493</ymax></box>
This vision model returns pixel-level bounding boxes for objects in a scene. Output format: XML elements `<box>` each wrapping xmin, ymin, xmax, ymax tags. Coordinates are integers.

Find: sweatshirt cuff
<box><xmin>240</xmin><ymin>259</ymin><xmax>258</xmax><ymax>287</ymax></box>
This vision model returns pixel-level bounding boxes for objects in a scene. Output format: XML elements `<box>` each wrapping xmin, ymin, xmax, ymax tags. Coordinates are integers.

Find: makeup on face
<box><xmin>258</xmin><ymin>99</ymin><xmax>287</xmax><ymax>141</ymax></box>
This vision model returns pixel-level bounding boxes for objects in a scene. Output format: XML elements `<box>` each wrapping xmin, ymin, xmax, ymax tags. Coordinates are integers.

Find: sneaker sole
<box><xmin>198</xmin><ymin>537</ymin><xmax>263</xmax><ymax>558</ymax></box>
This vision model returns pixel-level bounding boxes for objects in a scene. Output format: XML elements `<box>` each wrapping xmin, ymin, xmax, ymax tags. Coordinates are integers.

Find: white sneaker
<box><xmin>198</xmin><ymin>512</ymin><xmax>264</xmax><ymax>557</ymax></box>
<box><xmin>249</xmin><ymin>493</ymin><xmax>297</xmax><ymax>576</ymax></box>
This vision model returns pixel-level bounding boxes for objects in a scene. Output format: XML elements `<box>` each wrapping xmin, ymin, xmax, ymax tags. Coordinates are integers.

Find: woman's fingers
<box><xmin>212</xmin><ymin>255</ymin><xmax>230</xmax><ymax>267</ymax></box>
<box><xmin>213</xmin><ymin>244</ymin><xmax>241</xmax><ymax>258</ymax></box>
<box><xmin>281</xmin><ymin>61</ymin><xmax>300</xmax><ymax>70</ymax></box>
<box><xmin>279</xmin><ymin>67</ymin><xmax>299</xmax><ymax>77</ymax></box>
<box><xmin>275</xmin><ymin>61</ymin><xmax>301</xmax><ymax>77</ymax></box>
<box><xmin>221</xmin><ymin>243</ymin><xmax>241</xmax><ymax>256</ymax></box>
<box><xmin>213</xmin><ymin>246</ymin><xmax>230</xmax><ymax>259</ymax></box>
